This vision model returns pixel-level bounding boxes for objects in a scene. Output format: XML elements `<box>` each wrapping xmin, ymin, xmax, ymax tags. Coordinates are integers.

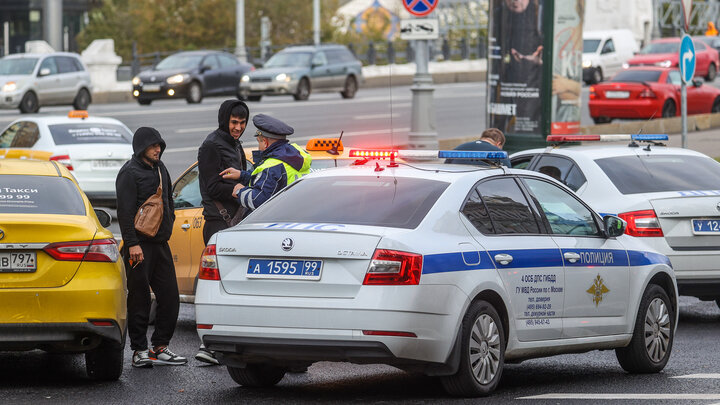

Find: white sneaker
<box><xmin>149</xmin><ymin>346</ymin><xmax>188</xmax><ymax>365</ymax></box>
<box><xmin>132</xmin><ymin>349</ymin><xmax>153</xmax><ymax>368</ymax></box>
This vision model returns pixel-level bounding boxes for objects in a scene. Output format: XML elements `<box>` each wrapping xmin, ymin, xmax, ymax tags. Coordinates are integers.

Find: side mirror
<box><xmin>603</xmin><ymin>215</ymin><xmax>626</xmax><ymax>238</ymax></box>
<box><xmin>200</xmin><ymin>65</ymin><xmax>212</xmax><ymax>73</ymax></box>
<box><xmin>692</xmin><ymin>78</ymin><xmax>703</xmax><ymax>87</ymax></box>
<box><xmin>94</xmin><ymin>208</ymin><xmax>113</xmax><ymax>228</ymax></box>
<box><xmin>38</xmin><ymin>68</ymin><xmax>51</xmax><ymax>77</ymax></box>
<box><xmin>311</xmin><ymin>62</ymin><xmax>323</xmax><ymax>69</ymax></box>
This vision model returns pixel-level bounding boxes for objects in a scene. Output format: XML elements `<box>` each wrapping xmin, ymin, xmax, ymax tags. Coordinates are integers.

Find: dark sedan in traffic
<box><xmin>132</xmin><ymin>50</ymin><xmax>253</xmax><ymax>105</ymax></box>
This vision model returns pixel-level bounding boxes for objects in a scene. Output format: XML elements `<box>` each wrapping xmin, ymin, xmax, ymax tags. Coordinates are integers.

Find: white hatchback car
<box><xmin>0</xmin><ymin>111</ymin><xmax>133</xmax><ymax>207</ymax></box>
<box><xmin>512</xmin><ymin>134</ymin><xmax>720</xmax><ymax>310</ymax></box>
<box><xmin>195</xmin><ymin>150</ymin><xmax>677</xmax><ymax>397</ymax></box>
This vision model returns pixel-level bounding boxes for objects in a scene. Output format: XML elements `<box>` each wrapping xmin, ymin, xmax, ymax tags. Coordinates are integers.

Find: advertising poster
<box><xmin>550</xmin><ymin>0</ymin><xmax>583</xmax><ymax>134</ymax></box>
<box><xmin>487</xmin><ymin>0</ymin><xmax>546</xmax><ymax>135</ymax></box>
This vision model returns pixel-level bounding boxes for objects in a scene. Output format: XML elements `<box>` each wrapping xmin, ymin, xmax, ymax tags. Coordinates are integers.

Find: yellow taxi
<box><xmin>169</xmin><ymin>138</ymin><xmax>397</xmax><ymax>300</ymax></box>
<box><xmin>0</xmin><ymin>158</ymin><xmax>126</xmax><ymax>381</ymax></box>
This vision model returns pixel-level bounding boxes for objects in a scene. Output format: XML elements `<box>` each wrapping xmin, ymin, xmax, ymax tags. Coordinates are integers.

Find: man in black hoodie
<box><xmin>116</xmin><ymin>127</ymin><xmax>187</xmax><ymax>368</ymax></box>
<box><xmin>194</xmin><ymin>99</ymin><xmax>250</xmax><ymax>364</ymax></box>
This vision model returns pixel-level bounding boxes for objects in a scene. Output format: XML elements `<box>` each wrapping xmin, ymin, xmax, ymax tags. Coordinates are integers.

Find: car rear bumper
<box><xmin>589</xmin><ymin>99</ymin><xmax>662</xmax><ymax>119</ymax></box>
<box><xmin>0</xmin><ymin>321</ymin><xmax>125</xmax><ymax>350</ymax></box>
<box><xmin>239</xmin><ymin>80</ymin><xmax>299</xmax><ymax>96</ymax></box>
<box><xmin>676</xmin><ymin>278</ymin><xmax>720</xmax><ymax>300</ymax></box>
<box><xmin>195</xmin><ymin>280</ymin><xmax>466</xmax><ymax>365</ymax></box>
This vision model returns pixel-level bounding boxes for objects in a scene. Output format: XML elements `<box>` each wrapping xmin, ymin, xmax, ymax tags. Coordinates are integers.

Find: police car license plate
<box><xmin>143</xmin><ymin>84</ymin><xmax>161</xmax><ymax>92</ymax></box>
<box><xmin>605</xmin><ymin>91</ymin><xmax>630</xmax><ymax>99</ymax></box>
<box><xmin>0</xmin><ymin>251</ymin><xmax>36</xmax><ymax>273</ymax></box>
<box><xmin>691</xmin><ymin>219</ymin><xmax>720</xmax><ymax>234</ymax></box>
<box><xmin>246</xmin><ymin>259</ymin><xmax>322</xmax><ymax>280</ymax></box>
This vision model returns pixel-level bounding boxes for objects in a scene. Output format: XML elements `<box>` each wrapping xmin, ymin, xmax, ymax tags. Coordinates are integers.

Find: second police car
<box><xmin>512</xmin><ymin>134</ymin><xmax>720</xmax><ymax>309</ymax></box>
<box><xmin>194</xmin><ymin>150</ymin><xmax>677</xmax><ymax>397</ymax></box>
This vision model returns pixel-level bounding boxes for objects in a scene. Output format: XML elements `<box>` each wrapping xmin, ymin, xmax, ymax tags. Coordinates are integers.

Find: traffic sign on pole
<box><xmin>402</xmin><ymin>0</ymin><xmax>438</xmax><ymax>17</ymax></box>
<box><xmin>679</xmin><ymin>34</ymin><xmax>696</xmax><ymax>84</ymax></box>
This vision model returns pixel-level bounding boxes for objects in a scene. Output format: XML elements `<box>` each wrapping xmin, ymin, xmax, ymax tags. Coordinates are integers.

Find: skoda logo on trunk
<box><xmin>0</xmin><ymin>228</ymin><xmax>4</xmax><ymax>240</ymax></box>
<box><xmin>281</xmin><ymin>238</ymin><xmax>294</xmax><ymax>251</ymax></box>
<box><xmin>716</xmin><ymin>202</ymin><xmax>720</xmax><ymax>212</ymax></box>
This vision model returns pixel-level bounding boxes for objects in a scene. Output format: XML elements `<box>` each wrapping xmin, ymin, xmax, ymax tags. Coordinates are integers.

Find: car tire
<box><xmin>73</xmin><ymin>88</ymin><xmax>91</xmax><ymax>110</ymax></box>
<box><xmin>615</xmin><ymin>284</ymin><xmax>674</xmax><ymax>374</ymax></box>
<box><xmin>227</xmin><ymin>364</ymin><xmax>286</xmax><ymax>387</ymax></box>
<box><xmin>712</xmin><ymin>97</ymin><xmax>720</xmax><ymax>113</ymax></box>
<box><xmin>293</xmin><ymin>78</ymin><xmax>310</xmax><ymax>101</ymax></box>
<box><xmin>440</xmin><ymin>300</ymin><xmax>505</xmax><ymax>397</ymax></box>
<box><xmin>247</xmin><ymin>95</ymin><xmax>262</xmax><ymax>102</ymax></box>
<box><xmin>186</xmin><ymin>81</ymin><xmax>203</xmax><ymax>104</ymax></box>
<box><xmin>85</xmin><ymin>338</ymin><xmax>124</xmax><ymax>381</ymax></box>
<box><xmin>138</xmin><ymin>99</ymin><xmax>152</xmax><ymax>106</ymax></box>
<box><xmin>19</xmin><ymin>91</ymin><xmax>39</xmax><ymax>114</ymax></box>
<box><xmin>592</xmin><ymin>68</ymin><xmax>603</xmax><ymax>84</ymax></box>
<box><xmin>340</xmin><ymin>76</ymin><xmax>357</xmax><ymax>99</ymax></box>
<box><xmin>661</xmin><ymin>100</ymin><xmax>676</xmax><ymax>118</ymax></box>
<box><xmin>716</xmin><ymin>298</ymin><xmax>720</xmax><ymax>310</ymax></box>
<box><xmin>592</xmin><ymin>116</ymin><xmax>612</xmax><ymax>124</ymax></box>
<box><xmin>705</xmin><ymin>63</ymin><xmax>717</xmax><ymax>82</ymax></box>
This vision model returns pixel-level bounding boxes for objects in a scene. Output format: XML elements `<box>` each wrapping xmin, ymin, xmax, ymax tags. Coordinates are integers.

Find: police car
<box><xmin>195</xmin><ymin>150</ymin><xmax>677</xmax><ymax>397</ymax></box>
<box><xmin>512</xmin><ymin>134</ymin><xmax>720</xmax><ymax>309</ymax></box>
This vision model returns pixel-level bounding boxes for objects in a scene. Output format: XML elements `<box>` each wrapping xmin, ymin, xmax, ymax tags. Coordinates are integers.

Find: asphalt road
<box><xmin>0</xmin><ymin>297</ymin><xmax>717</xmax><ymax>404</ymax></box>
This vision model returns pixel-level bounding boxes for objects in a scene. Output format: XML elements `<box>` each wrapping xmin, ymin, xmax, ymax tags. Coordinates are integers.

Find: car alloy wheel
<box><xmin>662</xmin><ymin>100</ymin><xmax>676</xmax><ymax>118</ymax></box>
<box><xmin>593</xmin><ymin>68</ymin><xmax>603</xmax><ymax>84</ymax></box>
<box><xmin>341</xmin><ymin>76</ymin><xmax>357</xmax><ymax>99</ymax></box>
<box><xmin>294</xmin><ymin>78</ymin><xmax>310</xmax><ymax>101</ymax></box>
<box><xmin>73</xmin><ymin>88</ymin><xmax>91</xmax><ymax>110</ymax></box>
<box><xmin>469</xmin><ymin>313</ymin><xmax>502</xmax><ymax>384</ymax></box>
<box><xmin>644</xmin><ymin>297</ymin><xmax>671</xmax><ymax>363</ymax></box>
<box><xmin>20</xmin><ymin>91</ymin><xmax>39</xmax><ymax>114</ymax></box>
<box><xmin>706</xmin><ymin>63</ymin><xmax>716</xmax><ymax>82</ymax></box>
<box><xmin>187</xmin><ymin>82</ymin><xmax>203</xmax><ymax>104</ymax></box>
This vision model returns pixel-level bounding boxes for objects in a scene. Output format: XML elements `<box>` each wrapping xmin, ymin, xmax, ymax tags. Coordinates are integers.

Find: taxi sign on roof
<box><xmin>402</xmin><ymin>0</ymin><xmax>438</xmax><ymax>17</ymax></box>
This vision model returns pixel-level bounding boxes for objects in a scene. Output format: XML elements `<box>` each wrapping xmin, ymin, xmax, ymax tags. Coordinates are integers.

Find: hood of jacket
<box><xmin>218</xmin><ymin>99</ymin><xmax>250</xmax><ymax>134</ymax></box>
<box><xmin>260</xmin><ymin>140</ymin><xmax>306</xmax><ymax>171</ymax></box>
<box><xmin>132</xmin><ymin>127</ymin><xmax>166</xmax><ymax>159</ymax></box>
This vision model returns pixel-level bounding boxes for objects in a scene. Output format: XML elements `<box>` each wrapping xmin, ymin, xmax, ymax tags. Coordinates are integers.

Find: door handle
<box><xmin>181</xmin><ymin>223</ymin><xmax>191</xmax><ymax>230</ymax></box>
<box><xmin>494</xmin><ymin>253</ymin><xmax>513</xmax><ymax>266</ymax></box>
<box><xmin>564</xmin><ymin>252</ymin><xmax>581</xmax><ymax>263</ymax></box>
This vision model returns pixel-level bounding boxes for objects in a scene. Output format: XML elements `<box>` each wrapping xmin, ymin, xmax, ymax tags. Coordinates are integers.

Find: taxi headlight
<box><xmin>275</xmin><ymin>73</ymin><xmax>290</xmax><ymax>82</ymax></box>
<box><xmin>2</xmin><ymin>81</ymin><xmax>17</xmax><ymax>92</ymax></box>
<box><xmin>655</xmin><ymin>60</ymin><xmax>673</xmax><ymax>68</ymax></box>
<box><xmin>166</xmin><ymin>74</ymin><xmax>187</xmax><ymax>84</ymax></box>
<box><xmin>241</xmin><ymin>75</ymin><xmax>250</xmax><ymax>83</ymax></box>
<box><xmin>582</xmin><ymin>59</ymin><xmax>592</xmax><ymax>68</ymax></box>
<box><xmin>131</xmin><ymin>76</ymin><xmax>141</xmax><ymax>86</ymax></box>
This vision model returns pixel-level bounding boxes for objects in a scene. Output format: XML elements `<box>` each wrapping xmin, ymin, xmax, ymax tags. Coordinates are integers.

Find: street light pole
<box><xmin>408</xmin><ymin>38</ymin><xmax>438</xmax><ymax>149</ymax></box>
<box><xmin>313</xmin><ymin>0</ymin><xmax>320</xmax><ymax>45</ymax></box>
<box><xmin>235</xmin><ymin>0</ymin><xmax>247</xmax><ymax>62</ymax></box>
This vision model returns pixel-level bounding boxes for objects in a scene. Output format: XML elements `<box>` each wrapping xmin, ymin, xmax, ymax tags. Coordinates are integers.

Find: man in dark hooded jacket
<box><xmin>194</xmin><ymin>99</ymin><xmax>250</xmax><ymax>365</ymax></box>
<box><xmin>116</xmin><ymin>127</ymin><xmax>187</xmax><ymax>368</ymax></box>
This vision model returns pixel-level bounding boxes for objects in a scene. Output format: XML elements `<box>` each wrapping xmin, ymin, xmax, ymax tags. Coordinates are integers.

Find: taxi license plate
<box><xmin>246</xmin><ymin>259</ymin><xmax>322</xmax><ymax>280</ymax></box>
<box><xmin>92</xmin><ymin>159</ymin><xmax>125</xmax><ymax>168</ymax></box>
<box><xmin>605</xmin><ymin>91</ymin><xmax>630</xmax><ymax>99</ymax></box>
<box><xmin>143</xmin><ymin>84</ymin><xmax>161</xmax><ymax>92</ymax></box>
<box><xmin>692</xmin><ymin>219</ymin><xmax>720</xmax><ymax>234</ymax></box>
<box><xmin>0</xmin><ymin>251</ymin><xmax>37</xmax><ymax>273</ymax></box>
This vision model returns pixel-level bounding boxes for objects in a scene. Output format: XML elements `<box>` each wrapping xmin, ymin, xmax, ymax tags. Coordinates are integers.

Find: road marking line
<box><xmin>671</xmin><ymin>373</ymin><xmax>720</xmax><ymax>379</ymax></box>
<box><xmin>353</xmin><ymin>113</ymin><xmax>399</xmax><ymax>120</ymax></box>
<box><xmin>164</xmin><ymin>146</ymin><xmax>199</xmax><ymax>153</ymax></box>
<box><xmin>518</xmin><ymin>393</ymin><xmax>720</xmax><ymax>400</ymax></box>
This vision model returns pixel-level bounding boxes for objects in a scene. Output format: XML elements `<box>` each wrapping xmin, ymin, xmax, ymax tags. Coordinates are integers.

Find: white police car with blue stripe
<box><xmin>512</xmin><ymin>134</ymin><xmax>720</xmax><ymax>310</ymax></box>
<box><xmin>195</xmin><ymin>150</ymin><xmax>678</xmax><ymax>397</ymax></box>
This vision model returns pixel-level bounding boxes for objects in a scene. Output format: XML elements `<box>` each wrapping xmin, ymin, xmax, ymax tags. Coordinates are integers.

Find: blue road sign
<box><xmin>403</xmin><ymin>0</ymin><xmax>439</xmax><ymax>17</ymax></box>
<box><xmin>679</xmin><ymin>34</ymin><xmax>696</xmax><ymax>84</ymax></box>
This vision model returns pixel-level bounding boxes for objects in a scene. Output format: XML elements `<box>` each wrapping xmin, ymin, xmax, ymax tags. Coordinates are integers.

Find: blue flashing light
<box><xmin>438</xmin><ymin>150</ymin><xmax>508</xmax><ymax>160</ymax></box>
<box><xmin>631</xmin><ymin>134</ymin><xmax>668</xmax><ymax>141</ymax></box>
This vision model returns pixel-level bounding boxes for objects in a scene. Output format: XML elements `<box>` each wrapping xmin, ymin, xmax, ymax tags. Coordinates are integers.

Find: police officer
<box><xmin>221</xmin><ymin>114</ymin><xmax>311</xmax><ymax>210</ymax></box>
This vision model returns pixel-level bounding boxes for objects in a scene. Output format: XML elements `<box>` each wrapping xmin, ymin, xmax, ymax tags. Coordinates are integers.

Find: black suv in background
<box><xmin>238</xmin><ymin>44</ymin><xmax>363</xmax><ymax>101</ymax></box>
<box><xmin>132</xmin><ymin>50</ymin><xmax>254</xmax><ymax>105</ymax></box>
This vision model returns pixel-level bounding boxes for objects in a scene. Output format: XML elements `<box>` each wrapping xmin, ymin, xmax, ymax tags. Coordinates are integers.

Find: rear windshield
<box><xmin>583</xmin><ymin>39</ymin><xmax>600</xmax><ymax>53</ymax></box>
<box><xmin>244</xmin><ymin>176</ymin><xmax>449</xmax><ymax>229</ymax></box>
<box><xmin>610</xmin><ymin>70</ymin><xmax>662</xmax><ymax>83</ymax></box>
<box><xmin>0</xmin><ymin>175</ymin><xmax>85</xmax><ymax>215</ymax></box>
<box><xmin>49</xmin><ymin>123</ymin><xmax>132</xmax><ymax>145</ymax></box>
<box><xmin>639</xmin><ymin>42</ymin><xmax>679</xmax><ymax>54</ymax></box>
<box><xmin>595</xmin><ymin>154</ymin><xmax>720</xmax><ymax>194</ymax></box>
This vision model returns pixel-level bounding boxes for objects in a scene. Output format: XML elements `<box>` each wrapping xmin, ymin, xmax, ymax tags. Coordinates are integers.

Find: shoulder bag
<box><xmin>134</xmin><ymin>168</ymin><xmax>164</xmax><ymax>237</ymax></box>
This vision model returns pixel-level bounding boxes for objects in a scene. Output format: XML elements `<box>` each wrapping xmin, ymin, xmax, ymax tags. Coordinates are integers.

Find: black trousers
<box><xmin>125</xmin><ymin>241</ymin><xmax>179</xmax><ymax>351</ymax></box>
<box><xmin>203</xmin><ymin>219</ymin><xmax>229</xmax><ymax>245</ymax></box>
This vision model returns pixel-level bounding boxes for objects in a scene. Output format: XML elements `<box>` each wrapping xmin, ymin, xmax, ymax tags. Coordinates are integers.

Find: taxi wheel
<box><xmin>340</xmin><ymin>76</ymin><xmax>357</xmax><ymax>99</ymax></box>
<box><xmin>615</xmin><ymin>284</ymin><xmax>674</xmax><ymax>373</ymax></box>
<box><xmin>227</xmin><ymin>364</ymin><xmax>286</xmax><ymax>387</ymax></box>
<box><xmin>293</xmin><ymin>78</ymin><xmax>310</xmax><ymax>101</ymax></box>
<box><xmin>441</xmin><ymin>300</ymin><xmax>505</xmax><ymax>397</ymax></box>
<box><xmin>85</xmin><ymin>338</ymin><xmax>124</xmax><ymax>381</ymax></box>
<box><xmin>19</xmin><ymin>91</ymin><xmax>39</xmax><ymax>114</ymax></box>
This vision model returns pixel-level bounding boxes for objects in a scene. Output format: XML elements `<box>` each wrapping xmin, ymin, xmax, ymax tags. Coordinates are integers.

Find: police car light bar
<box><xmin>436</xmin><ymin>150</ymin><xmax>508</xmax><ymax>160</ymax></box>
<box><xmin>546</xmin><ymin>134</ymin><xmax>669</xmax><ymax>143</ymax></box>
<box><xmin>349</xmin><ymin>149</ymin><xmax>398</xmax><ymax>159</ymax></box>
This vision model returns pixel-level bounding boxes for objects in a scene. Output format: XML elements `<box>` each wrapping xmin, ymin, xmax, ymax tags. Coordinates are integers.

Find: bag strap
<box><xmin>155</xmin><ymin>167</ymin><xmax>163</xmax><ymax>195</ymax></box>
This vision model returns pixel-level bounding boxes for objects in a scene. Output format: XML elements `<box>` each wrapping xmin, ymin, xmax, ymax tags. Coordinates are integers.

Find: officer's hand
<box><xmin>220</xmin><ymin>168</ymin><xmax>241</xmax><ymax>180</ymax></box>
<box><xmin>129</xmin><ymin>245</ymin><xmax>144</xmax><ymax>266</ymax></box>
<box><xmin>232</xmin><ymin>183</ymin><xmax>244</xmax><ymax>198</ymax></box>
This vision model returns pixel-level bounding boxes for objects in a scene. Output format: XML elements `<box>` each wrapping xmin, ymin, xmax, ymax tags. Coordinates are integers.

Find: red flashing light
<box><xmin>50</xmin><ymin>154</ymin><xmax>74</xmax><ymax>171</ymax></box>
<box><xmin>618</xmin><ymin>210</ymin><xmax>664</xmax><ymax>237</ymax></box>
<box><xmin>362</xmin><ymin>330</ymin><xmax>417</xmax><ymax>337</ymax></box>
<box><xmin>349</xmin><ymin>149</ymin><xmax>398</xmax><ymax>159</ymax></box>
<box><xmin>197</xmin><ymin>324</ymin><xmax>214</xmax><ymax>330</ymax></box>
<box><xmin>547</xmin><ymin>135</ymin><xmax>601</xmax><ymax>142</ymax></box>
<box><xmin>43</xmin><ymin>239</ymin><xmax>118</xmax><ymax>262</ymax></box>
<box><xmin>198</xmin><ymin>244</ymin><xmax>220</xmax><ymax>280</ymax></box>
<box><xmin>363</xmin><ymin>249</ymin><xmax>422</xmax><ymax>285</ymax></box>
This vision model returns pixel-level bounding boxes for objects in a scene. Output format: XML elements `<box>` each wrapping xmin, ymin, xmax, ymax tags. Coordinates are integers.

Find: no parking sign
<box><xmin>402</xmin><ymin>0</ymin><xmax>438</xmax><ymax>17</ymax></box>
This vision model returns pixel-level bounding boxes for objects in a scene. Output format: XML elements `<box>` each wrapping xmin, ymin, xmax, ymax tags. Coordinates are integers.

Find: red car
<box><xmin>589</xmin><ymin>67</ymin><xmax>720</xmax><ymax>124</ymax></box>
<box><xmin>625</xmin><ymin>38</ymin><xmax>719</xmax><ymax>82</ymax></box>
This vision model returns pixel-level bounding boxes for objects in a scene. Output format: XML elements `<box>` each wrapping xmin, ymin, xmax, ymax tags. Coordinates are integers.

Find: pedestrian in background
<box><xmin>194</xmin><ymin>99</ymin><xmax>251</xmax><ymax>365</ymax></box>
<box><xmin>116</xmin><ymin>127</ymin><xmax>187</xmax><ymax>368</ymax></box>
<box><xmin>444</xmin><ymin>128</ymin><xmax>512</xmax><ymax>167</ymax></box>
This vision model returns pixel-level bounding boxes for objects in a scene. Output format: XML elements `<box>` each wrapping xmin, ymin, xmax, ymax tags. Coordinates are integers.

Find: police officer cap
<box><xmin>253</xmin><ymin>114</ymin><xmax>294</xmax><ymax>140</ymax></box>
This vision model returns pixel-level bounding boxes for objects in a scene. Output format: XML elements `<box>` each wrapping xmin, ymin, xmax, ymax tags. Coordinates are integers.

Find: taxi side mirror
<box><xmin>603</xmin><ymin>215</ymin><xmax>626</xmax><ymax>238</ymax></box>
<box><xmin>94</xmin><ymin>208</ymin><xmax>113</xmax><ymax>228</ymax></box>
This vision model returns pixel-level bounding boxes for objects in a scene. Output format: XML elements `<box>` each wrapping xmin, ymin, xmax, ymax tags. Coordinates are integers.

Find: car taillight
<box><xmin>589</xmin><ymin>86</ymin><xmax>596</xmax><ymax>100</ymax></box>
<box><xmin>198</xmin><ymin>244</ymin><xmax>219</xmax><ymax>280</ymax></box>
<box><xmin>50</xmin><ymin>154</ymin><xmax>74</xmax><ymax>171</ymax></box>
<box><xmin>43</xmin><ymin>239</ymin><xmax>119</xmax><ymax>262</ymax></box>
<box><xmin>618</xmin><ymin>210</ymin><xmax>664</xmax><ymax>237</ymax></box>
<box><xmin>363</xmin><ymin>249</ymin><xmax>422</xmax><ymax>285</ymax></box>
<box><xmin>639</xmin><ymin>88</ymin><xmax>657</xmax><ymax>98</ymax></box>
